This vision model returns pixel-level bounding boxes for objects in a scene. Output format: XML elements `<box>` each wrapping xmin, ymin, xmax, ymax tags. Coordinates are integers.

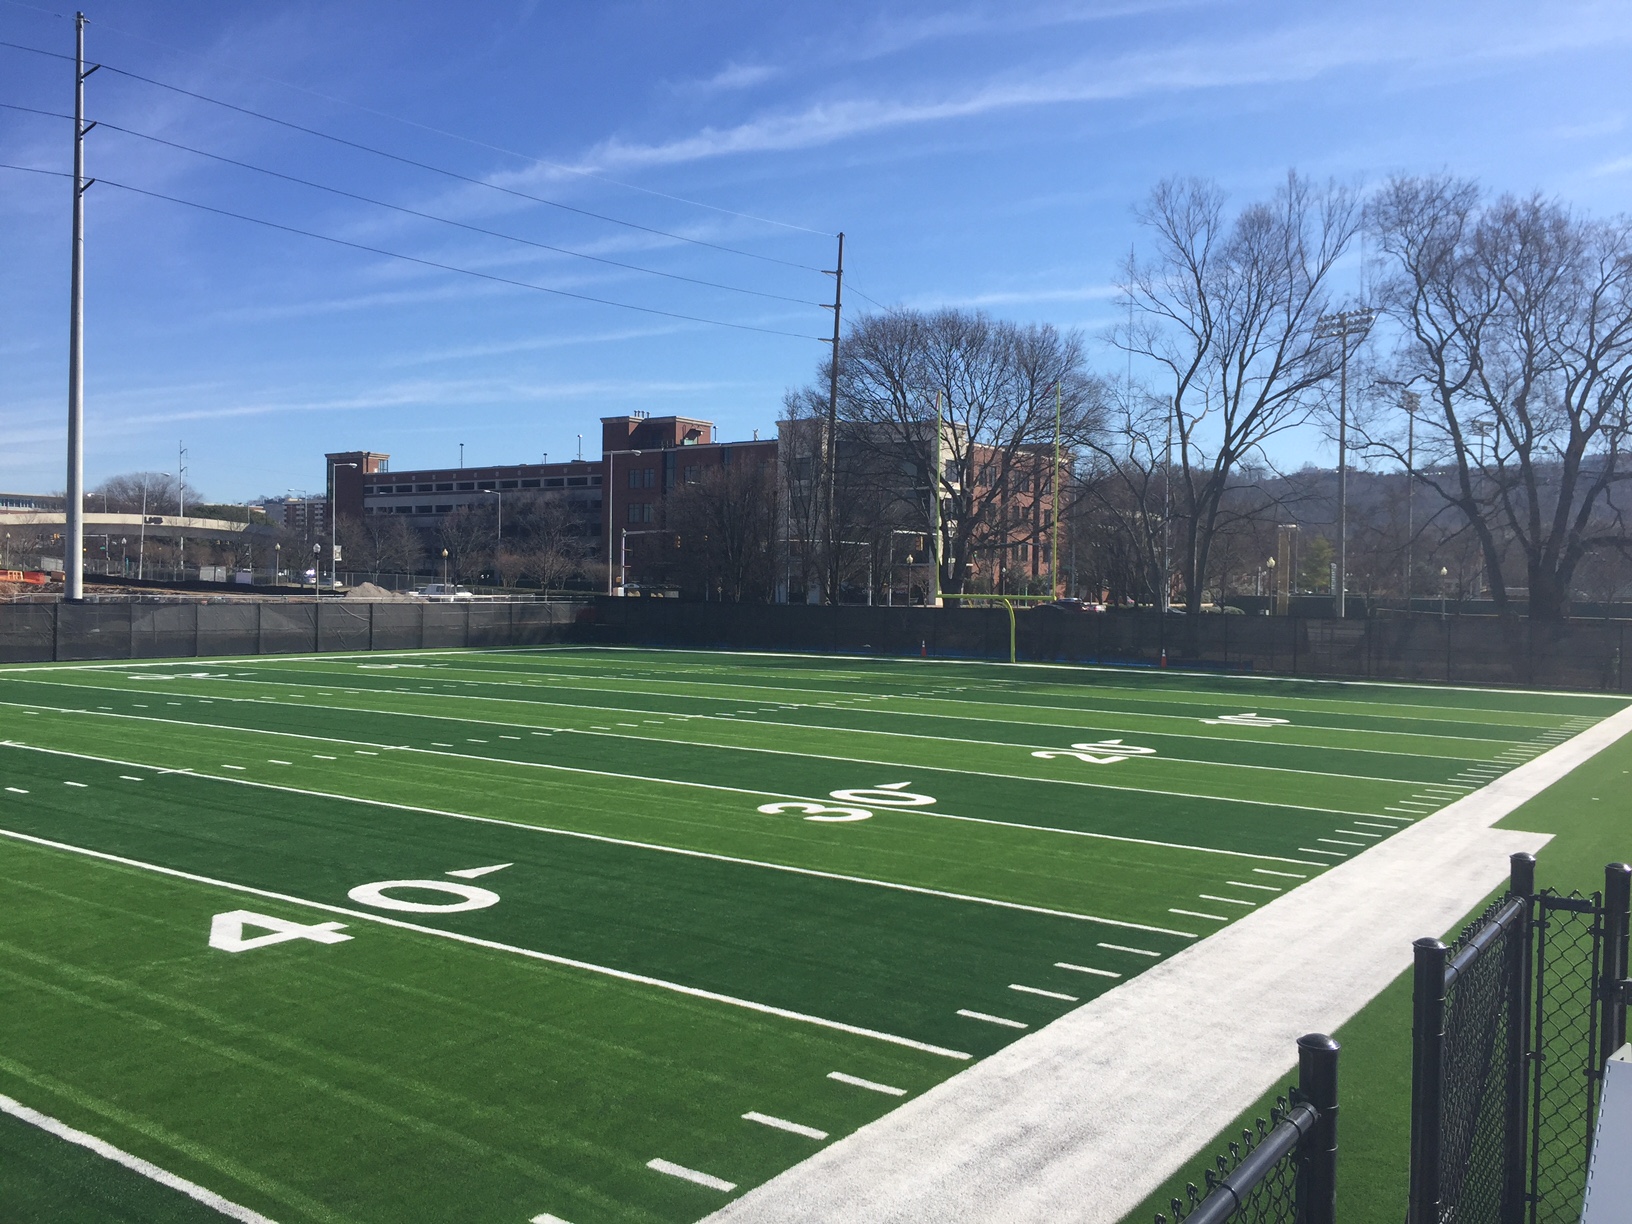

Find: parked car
<box><xmin>1031</xmin><ymin>597</ymin><xmax>1106</xmax><ymax>613</ymax></box>
<box><xmin>412</xmin><ymin>584</ymin><xmax>475</xmax><ymax>601</ymax></box>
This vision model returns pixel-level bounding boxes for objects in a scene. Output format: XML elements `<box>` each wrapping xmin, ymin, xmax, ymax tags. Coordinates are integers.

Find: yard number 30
<box><xmin>758</xmin><ymin>782</ymin><xmax>937</xmax><ymax>822</ymax></box>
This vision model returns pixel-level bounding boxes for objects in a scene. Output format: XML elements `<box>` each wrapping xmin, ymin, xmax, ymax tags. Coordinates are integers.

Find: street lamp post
<box><xmin>607</xmin><ymin>449</ymin><xmax>642</xmax><ymax>594</ymax></box>
<box><xmin>1440</xmin><ymin>565</ymin><xmax>1450</xmax><ymax>621</ymax></box>
<box><xmin>310</xmin><ymin>541</ymin><xmax>321</xmax><ymax>597</ymax></box>
<box><xmin>1315</xmin><ymin>308</ymin><xmax>1376</xmax><ymax>619</ymax></box>
<box><xmin>442</xmin><ymin>548</ymin><xmax>450</xmax><ymax>591</ymax></box>
<box><xmin>1267</xmin><ymin>555</ymin><xmax>1277</xmax><ymax>616</ymax></box>
<box><xmin>274</xmin><ymin>542</ymin><xmax>281</xmax><ymax>585</ymax></box>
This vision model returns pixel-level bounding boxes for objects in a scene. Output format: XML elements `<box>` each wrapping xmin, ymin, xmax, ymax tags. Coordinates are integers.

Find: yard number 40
<box><xmin>208</xmin><ymin>910</ymin><xmax>352</xmax><ymax>954</ymax></box>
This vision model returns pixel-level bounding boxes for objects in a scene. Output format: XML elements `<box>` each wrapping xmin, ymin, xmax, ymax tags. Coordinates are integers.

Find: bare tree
<box><xmin>1368</xmin><ymin>177</ymin><xmax>1632</xmax><ymax>619</ymax></box>
<box><xmin>435</xmin><ymin>507</ymin><xmax>496</xmax><ymax>584</ymax></box>
<box><xmin>90</xmin><ymin>471</ymin><xmax>203</xmax><ymax>515</ymax></box>
<box><xmin>499</xmin><ymin>494</ymin><xmax>589</xmax><ymax>594</ymax></box>
<box><xmin>1110</xmin><ymin>173</ymin><xmax>1361</xmax><ymax>612</ymax></box>
<box><xmin>668</xmin><ymin>457</ymin><xmax>780</xmax><ymax>601</ymax></box>
<box><xmin>814</xmin><ymin>308</ymin><xmax>1101</xmax><ymax>598</ymax></box>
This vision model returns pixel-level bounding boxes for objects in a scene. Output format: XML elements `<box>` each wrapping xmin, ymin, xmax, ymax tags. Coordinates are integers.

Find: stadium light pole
<box><xmin>1314</xmin><ymin>309</ymin><xmax>1375</xmax><ymax>619</ymax></box>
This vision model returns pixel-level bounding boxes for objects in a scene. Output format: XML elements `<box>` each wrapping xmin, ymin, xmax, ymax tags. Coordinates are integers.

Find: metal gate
<box><xmin>1408</xmin><ymin>854</ymin><xmax>1632</xmax><ymax>1224</ymax></box>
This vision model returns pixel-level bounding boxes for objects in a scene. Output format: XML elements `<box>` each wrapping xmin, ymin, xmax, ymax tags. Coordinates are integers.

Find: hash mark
<box><xmin>828</xmin><ymin>1071</ymin><xmax>906</xmax><ymax>1096</ymax></box>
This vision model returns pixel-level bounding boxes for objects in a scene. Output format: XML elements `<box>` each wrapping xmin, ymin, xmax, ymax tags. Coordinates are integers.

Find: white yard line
<box><xmin>0</xmin><ymin>740</ymin><xmax>1194</xmax><ymax>939</ymax></box>
<box><xmin>0</xmin><ymin>1093</ymin><xmax>277</xmax><ymax>1223</ymax></box>
<box><xmin>0</xmin><ymin>710</ymin><xmax>1332</xmax><ymax>867</ymax></box>
<box><xmin>699</xmin><ymin>702</ymin><xmax>1632</xmax><ymax>1224</ymax></box>
<box><xmin>0</xmin><ymin>823</ymin><xmax>971</xmax><ymax>1061</ymax></box>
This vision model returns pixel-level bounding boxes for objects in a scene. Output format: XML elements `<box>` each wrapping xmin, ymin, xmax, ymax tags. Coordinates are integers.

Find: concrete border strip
<box><xmin>702</xmin><ymin>702</ymin><xmax>1632</xmax><ymax>1224</ymax></box>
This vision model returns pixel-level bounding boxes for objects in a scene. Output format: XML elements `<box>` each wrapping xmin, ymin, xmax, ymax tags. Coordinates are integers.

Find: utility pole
<box><xmin>1315</xmin><ymin>308</ymin><xmax>1375</xmax><ymax>619</ymax></box>
<box><xmin>65</xmin><ymin>12</ymin><xmax>96</xmax><ymax>602</ymax></box>
<box><xmin>822</xmin><ymin>232</ymin><xmax>844</xmax><ymax>604</ymax></box>
<box><xmin>177</xmin><ymin>442</ymin><xmax>187</xmax><ymax>581</ymax></box>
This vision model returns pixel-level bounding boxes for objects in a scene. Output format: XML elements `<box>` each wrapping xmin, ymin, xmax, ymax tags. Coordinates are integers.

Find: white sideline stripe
<box><xmin>743</xmin><ymin>1112</ymin><xmax>829</xmax><ymax>1141</ymax></box>
<box><xmin>0</xmin><ymin>739</ymin><xmax>1194</xmax><ymax>939</ymax></box>
<box><xmin>1055</xmin><ymin>963</ymin><xmax>1120</xmax><ymax>978</ymax></box>
<box><xmin>43</xmin><ymin>641</ymin><xmax>1626</xmax><ymax>705</ymax></box>
<box><xmin>828</xmin><ymin>1072</ymin><xmax>907</xmax><ymax>1097</ymax></box>
<box><xmin>957</xmin><ymin>1010</ymin><xmax>1027</xmax><ymax>1030</ymax></box>
<box><xmin>0</xmin><ymin>824</ymin><xmax>972</xmax><ymax>1061</ymax></box>
<box><xmin>1009</xmin><ymin>984</ymin><xmax>1078</xmax><ymax>1001</ymax></box>
<box><xmin>697</xmin><ymin>703</ymin><xmax>1632</xmax><ymax>1224</ymax></box>
<box><xmin>649</xmin><ymin>1159</ymin><xmax>737</xmax><ymax>1193</ymax></box>
<box><xmin>0</xmin><ymin>1092</ymin><xmax>277</xmax><ymax>1223</ymax></box>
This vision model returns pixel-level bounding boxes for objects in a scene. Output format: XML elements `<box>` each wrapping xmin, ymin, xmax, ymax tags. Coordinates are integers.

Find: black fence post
<box><xmin>1603</xmin><ymin>862</ymin><xmax>1631</xmax><ymax>1063</ymax></box>
<box><xmin>1297</xmin><ymin>1032</ymin><xmax>1340</xmax><ymax>1224</ymax></box>
<box><xmin>1506</xmin><ymin>851</ymin><xmax>1537</xmax><ymax>1224</ymax></box>
<box><xmin>1409</xmin><ymin>936</ymin><xmax>1450</xmax><ymax>1224</ymax></box>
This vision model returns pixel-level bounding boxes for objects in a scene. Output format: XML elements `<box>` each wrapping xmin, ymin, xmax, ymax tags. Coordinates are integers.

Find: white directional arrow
<box><xmin>446</xmin><ymin>863</ymin><xmax>513</xmax><ymax>879</ymax></box>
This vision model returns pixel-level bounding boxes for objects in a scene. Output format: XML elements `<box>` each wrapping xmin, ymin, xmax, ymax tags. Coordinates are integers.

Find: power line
<box><xmin>0</xmin><ymin>101</ymin><xmax>822</xmax><ymax>307</ymax></box>
<box><xmin>80</xmin><ymin>14</ymin><xmax>833</xmax><ymax>238</ymax></box>
<box><xmin>89</xmin><ymin>60</ymin><xmax>826</xmax><ymax>273</ymax></box>
<box><xmin>0</xmin><ymin>162</ymin><xmax>828</xmax><ymax>341</ymax></box>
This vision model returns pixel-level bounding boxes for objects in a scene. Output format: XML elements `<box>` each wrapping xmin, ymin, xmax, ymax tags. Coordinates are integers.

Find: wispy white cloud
<box><xmin>1589</xmin><ymin>154</ymin><xmax>1632</xmax><ymax>178</ymax></box>
<box><xmin>571</xmin><ymin>6</ymin><xmax>1632</xmax><ymax>174</ymax></box>
<box><xmin>681</xmin><ymin>62</ymin><xmax>780</xmax><ymax>94</ymax></box>
<box><xmin>907</xmin><ymin>284</ymin><xmax>1119</xmax><ymax>310</ymax></box>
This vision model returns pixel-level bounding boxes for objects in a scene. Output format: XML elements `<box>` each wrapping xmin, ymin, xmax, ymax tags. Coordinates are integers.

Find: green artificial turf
<box><xmin>0</xmin><ymin>646</ymin><xmax>1623</xmax><ymax>1223</ymax></box>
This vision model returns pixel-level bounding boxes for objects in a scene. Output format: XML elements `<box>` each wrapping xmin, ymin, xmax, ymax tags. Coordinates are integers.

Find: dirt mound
<box><xmin>345</xmin><ymin>581</ymin><xmax>414</xmax><ymax>601</ymax></box>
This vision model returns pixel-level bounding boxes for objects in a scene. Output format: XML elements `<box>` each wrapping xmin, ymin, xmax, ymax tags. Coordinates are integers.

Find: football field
<box><xmin>0</xmin><ymin>646</ymin><xmax>1623</xmax><ymax>1224</ymax></box>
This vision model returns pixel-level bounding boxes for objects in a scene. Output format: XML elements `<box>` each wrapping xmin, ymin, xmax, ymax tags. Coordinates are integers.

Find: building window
<box><xmin>545</xmin><ymin>478</ymin><xmax>564</xmax><ymax>488</ymax></box>
<box><xmin>627</xmin><ymin>503</ymin><xmax>642</xmax><ymax>523</ymax></box>
<box><xmin>643</xmin><ymin>468</ymin><xmax>656</xmax><ymax>488</ymax></box>
<box><xmin>416</xmin><ymin>505</ymin><xmax>433</xmax><ymax>514</ymax></box>
<box><xmin>435</xmin><ymin>504</ymin><xmax>453</xmax><ymax>513</ymax></box>
<box><xmin>457</xmin><ymin>482</ymin><xmax>475</xmax><ymax>491</ymax></box>
<box><xmin>567</xmin><ymin>476</ymin><xmax>587</xmax><ymax>487</ymax></box>
<box><xmin>792</xmin><ymin>456</ymin><xmax>812</xmax><ymax>480</ymax></box>
<box><xmin>435</xmin><ymin>483</ymin><xmax>452</xmax><ymax>492</ymax></box>
<box><xmin>416</xmin><ymin>484</ymin><xmax>433</xmax><ymax>492</ymax></box>
<box><xmin>590</xmin><ymin>475</ymin><xmax>602</xmax><ymax>485</ymax></box>
<box><xmin>629</xmin><ymin>470</ymin><xmax>642</xmax><ymax>489</ymax></box>
<box><xmin>684</xmin><ymin>465</ymin><xmax>700</xmax><ymax>483</ymax></box>
<box><xmin>499</xmin><ymin>480</ymin><xmax>518</xmax><ymax>490</ymax></box>
<box><xmin>520</xmin><ymin>479</ymin><xmax>540</xmax><ymax>488</ymax></box>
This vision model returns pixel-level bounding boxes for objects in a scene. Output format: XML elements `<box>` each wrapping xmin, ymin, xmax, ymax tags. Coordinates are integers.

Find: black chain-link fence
<box><xmin>1436</xmin><ymin>895</ymin><xmax>1527</xmax><ymax>1224</ymax></box>
<box><xmin>1157</xmin><ymin>1035</ymin><xmax>1339</xmax><ymax>1224</ymax></box>
<box><xmin>584</xmin><ymin>600</ymin><xmax>1632</xmax><ymax>693</ymax></box>
<box><xmin>1409</xmin><ymin>856</ymin><xmax>1632</xmax><ymax>1224</ymax></box>
<box><xmin>1528</xmin><ymin>895</ymin><xmax>1603</xmax><ymax>1224</ymax></box>
<box><xmin>0</xmin><ymin>599</ymin><xmax>591</xmax><ymax>662</ymax></box>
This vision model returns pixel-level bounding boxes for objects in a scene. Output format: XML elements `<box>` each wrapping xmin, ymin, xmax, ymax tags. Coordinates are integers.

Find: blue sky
<box><xmin>2</xmin><ymin>0</ymin><xmax>1630</xmax><ymax>502</ymax></box>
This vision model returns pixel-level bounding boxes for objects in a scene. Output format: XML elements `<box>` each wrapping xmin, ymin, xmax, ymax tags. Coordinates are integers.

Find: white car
<box><xmin>413</xmin><ymin>584</ymin><xmax>475</xmax><ymax>601</ymax></box>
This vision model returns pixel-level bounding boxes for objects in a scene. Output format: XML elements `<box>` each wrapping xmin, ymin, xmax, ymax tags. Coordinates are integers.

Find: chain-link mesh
<box><xmin>1529</xmin><ymin>893</ymin><xmax>1603</xmax><ymax>1224</ymax></box>
<box><xmin>1154</xmin><ymin>1097</ymin><xmax>1304</xmax><ymax>1224</ymax></box>
<box><xmin>1437</xmin><ymin>894</ymin><xmax>1524</xmax><ymax>1224</ymax></box>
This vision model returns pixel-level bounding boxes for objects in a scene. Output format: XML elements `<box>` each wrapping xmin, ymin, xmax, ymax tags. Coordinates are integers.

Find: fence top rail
<box><xmin>1444</xmin><ymin>894</ymin><xmax>1528</xmax><ymax>987</ymax></box>
<box><xmin>1160</xmin><ymin>1099</ymin><xmax>1319</xmax><ymax>1224</ymax></box>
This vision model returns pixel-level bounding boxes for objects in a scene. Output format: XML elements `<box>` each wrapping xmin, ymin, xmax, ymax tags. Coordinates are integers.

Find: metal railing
<box><xmin>1158</xmin><ymin>1034</ymin><xmax>1340</xmax><ymax>1224</ymax></box>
